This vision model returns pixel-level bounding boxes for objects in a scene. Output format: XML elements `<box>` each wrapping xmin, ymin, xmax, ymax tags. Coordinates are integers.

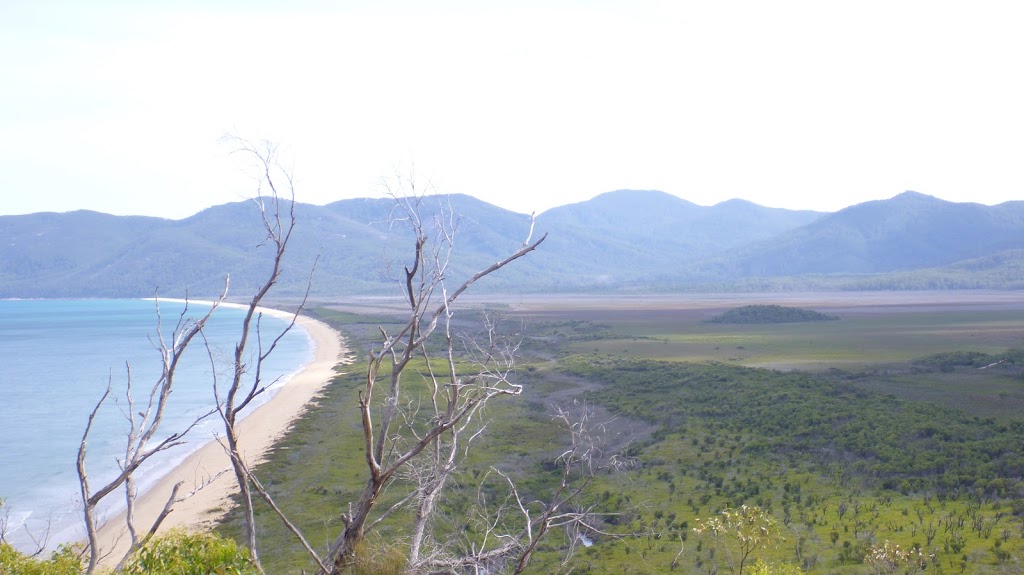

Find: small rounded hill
<box><xmin>706</xmin><ymin>304</ymin><xmax>839</xmax><ymax>324</ymax></box>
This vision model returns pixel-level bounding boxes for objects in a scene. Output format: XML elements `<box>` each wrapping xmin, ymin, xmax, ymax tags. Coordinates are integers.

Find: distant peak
<box><xmin>712</xmin><ymin>198</ymin><xmax>758</xmax><ymax>208</ymax></box>
<box><xmin>835</xmin><ymin>191</ymin><xmax>946</xmax><ymax>214</ymax></box>
<box><xmin>891</xmin><ymin>191</ymin><xmax>940</xmax><ymax>202</ymax></box>
<box><xmin>591</xmin><ymin>189</ymin><xmax>698</xmax><ymax>206</ymax></box>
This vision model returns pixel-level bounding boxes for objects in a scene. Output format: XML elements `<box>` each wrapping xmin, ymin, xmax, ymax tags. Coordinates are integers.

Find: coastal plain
<box><xmin>91</xmin><ymin>289</ymin><xmax>1024</xmax><ymax>573</ymax></box>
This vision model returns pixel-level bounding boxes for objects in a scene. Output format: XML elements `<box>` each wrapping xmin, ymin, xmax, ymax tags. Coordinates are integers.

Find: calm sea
<box><xmin>0</xmin><ymin>299</ymin><xmax>312</xmax><ymax>550</ymax></box>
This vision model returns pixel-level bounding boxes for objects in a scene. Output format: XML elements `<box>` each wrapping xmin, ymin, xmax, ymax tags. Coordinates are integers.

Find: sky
<box><xmin>2</xmin><ymin>1</ymin><xmax>1022</xmax><ymax>219</ymax></box>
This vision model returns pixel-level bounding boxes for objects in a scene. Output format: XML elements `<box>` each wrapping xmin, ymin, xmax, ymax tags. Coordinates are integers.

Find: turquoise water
<box><xmin>0</xmin><ymin>299</ymin><xmax>312</xmax><ymax>550</ymax></box>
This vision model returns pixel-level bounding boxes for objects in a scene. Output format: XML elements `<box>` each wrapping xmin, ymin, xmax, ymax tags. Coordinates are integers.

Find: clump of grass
<box><xmin>349</xmin><ymin>541</ymin><xmax>406</xmax><ymax>575</ymax></box>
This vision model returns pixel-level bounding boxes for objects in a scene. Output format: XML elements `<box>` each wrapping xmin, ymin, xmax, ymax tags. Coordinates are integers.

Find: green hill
<box><xmin>706</xmin><ymin>304</ymin><xmax>839</xmax><ymax>324</ymax></box>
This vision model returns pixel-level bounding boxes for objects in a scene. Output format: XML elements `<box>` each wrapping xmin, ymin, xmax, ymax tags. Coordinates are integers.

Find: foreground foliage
<box><xmin>0</xmin><ymin>544</ymin><xmax>82</xmax><ymax>575</ymax></box>
<box><xmin>118</xmin><ymin>530</ymin><xmax>258</xmax><ymax>575</ymax></box>
<box><xmin>0</xmin><ymin>531</ymin><xmax>255</xmax><ymax>575</ymax></box>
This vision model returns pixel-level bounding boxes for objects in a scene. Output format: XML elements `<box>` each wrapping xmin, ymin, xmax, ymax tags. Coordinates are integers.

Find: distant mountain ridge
<box><xmin>2</xmin><ymin>190</ymin><xmax>1022</xmax><ymax>298</ymax></box>
<box><xmin>699</xmin><ymin>191</ymin><xmax>1024</xmax><ymax>278</ymax></box>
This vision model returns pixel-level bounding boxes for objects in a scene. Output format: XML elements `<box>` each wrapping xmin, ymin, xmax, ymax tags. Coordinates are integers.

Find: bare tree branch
<box><xmin>319</xmin><ymin>183</ymin><xmax>545</xmax><ymax>575</ymax></box>
<box><xmin>77</xmin><ymin>285</ymin><xmax>227</xmax><ymax>573</ymax></box>
<box><xmin>214</xmin><ymin>136</ymin><xmax>320</xmax><ymax>571</ymax></box>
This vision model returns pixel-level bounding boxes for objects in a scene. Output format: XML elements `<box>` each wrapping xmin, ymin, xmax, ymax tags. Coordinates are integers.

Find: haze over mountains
<box><xmin>2</xmin><ymin>190</ymin><xmax>1022</xmax><ymax>299</ymax></box>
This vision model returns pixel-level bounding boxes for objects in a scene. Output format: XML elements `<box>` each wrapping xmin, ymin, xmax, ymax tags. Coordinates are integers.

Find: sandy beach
<box><xmin>93</xmin><ymin>302</ymin><xmax>348</xmax><ymax>566</ymax></box>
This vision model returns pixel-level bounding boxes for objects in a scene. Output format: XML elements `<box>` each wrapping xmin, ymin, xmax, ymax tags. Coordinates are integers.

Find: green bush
<box><xmin>0</xmin><ymin>543</ymin><xmax>83</xmax><ymax>575</ymax></box>
<box><xmin>119</xmin><ymin>530</ymin><xmax>258</xmax><ymax>575</ymax></box>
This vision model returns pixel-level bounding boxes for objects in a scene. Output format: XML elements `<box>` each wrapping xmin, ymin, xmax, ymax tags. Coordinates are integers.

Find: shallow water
<box><xmin>0</xmin><ymin>299</ymin><xmax>311</xmax><ymax>550</ymax></box>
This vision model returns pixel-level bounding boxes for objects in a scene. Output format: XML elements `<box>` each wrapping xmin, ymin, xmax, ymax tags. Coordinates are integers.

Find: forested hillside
<box><xmin>700</xmin><ymin>191</ymin><xmax>1024</xmax><ymax>279</ymax></box>
<box><xmin>2</xmin><ymin>190</ymin><xmax>1023</xmax><ymax>298</ymax></box>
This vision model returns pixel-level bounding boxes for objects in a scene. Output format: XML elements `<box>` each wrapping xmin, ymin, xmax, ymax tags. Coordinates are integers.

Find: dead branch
<box><xmin>214</xmin><ymin>136</ymin><xmax>319</xmax><ymax>571</ymax></box>
<box><xmin>77</xmin><ymin>287</ymin><xmax>227</xmax><ymax>573</ymax></box>
<box><xmin>319</xmin><ymin>187</ymin><xmax>545</xmax><ymax>575</ymax></box>
<box><xmin>412</xmin><ymin>403</ymin><xmax>621</xmax><ymax>575</ymax></box>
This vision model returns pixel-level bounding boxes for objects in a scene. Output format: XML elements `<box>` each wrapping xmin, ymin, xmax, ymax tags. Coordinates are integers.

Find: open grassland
<box><xmin>511</xmin><ymin>292</ymin><xmax>1024</xmax><ymax>370</ymax></box>
<box><xmin>510</xmin><ymin>291</ymin><xmax>1024</xmax><ymax>420</ymax></box>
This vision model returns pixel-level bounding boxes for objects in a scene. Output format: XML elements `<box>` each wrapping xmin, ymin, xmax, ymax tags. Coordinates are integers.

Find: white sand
<box><xmin>93</xmin><ymin>301</ymin><xmax>348</xmax><ymax>566</ymax></box>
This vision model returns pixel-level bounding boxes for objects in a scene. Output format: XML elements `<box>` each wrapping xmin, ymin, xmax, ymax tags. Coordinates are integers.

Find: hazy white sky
<box><xmin>2</xmin><ymin>1</ymin><xmax>1022</xmax><ymax>219</ymax></box>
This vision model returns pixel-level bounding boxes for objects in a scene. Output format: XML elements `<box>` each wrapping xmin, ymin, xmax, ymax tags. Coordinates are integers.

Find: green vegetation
<box><xmin>204</xmin><ymin>299</ymin><xmax>1024</xmax><ymax>574</ymax></box>
<box><xmin>216</xmin><ymin>309</ymin><xmax>577</xmax><ymax>573</ymax></box>
<box><xmin>533</xmin><ymin>360</ymin><xmax>1024</xmax><ymax>572</ymax></box>
<box><xmin>564</xmin><ymin>306</ymin><xmax>1024</xmax><ymax>375</ymax></box>
<box><xmin>574</xmin><ymin>357</ymin><xmax>1024</xmax><ymax>495</ymax></box>
<box><xmin>0</xmin><ymin>531</ymin><xmax>255</xmax><ymax>575</ymax></box>
<box><xmin>527</xmin><ymin>302</ymin><xmax>1024</xmax><ymax>574</ymax></box>
<box><xmin>0</xmin><ymin>544</ymin><xmax>82</xmax><ymax>575</ymax></box>
<box><xmin>118</xmin><ymin>531</ymin><xmax>257</xmax><ymax>575</ymax></box>
<box><xmin>913</xmin><ymin>349</ymin><xmax>1024</xmax><ymax>372</ymax></box>
<box><xmin>706</xmin><ymin>305</ymin><xmax>839</xmax><ymax>324</ymax></box>
<box><xmin>693</xmin><ymin>505</ymin><xmax>780</xmax><ymax>575</ymax></box>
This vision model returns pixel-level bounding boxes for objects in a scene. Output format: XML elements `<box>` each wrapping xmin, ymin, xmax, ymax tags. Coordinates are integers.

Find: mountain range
<box><xmin>2</xmin><ymin>190</ymin><xmax>1023</xmax><ymax>299</ymax></box>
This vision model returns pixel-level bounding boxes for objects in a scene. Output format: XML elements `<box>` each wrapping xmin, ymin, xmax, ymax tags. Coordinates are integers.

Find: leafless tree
<box><xmin>317</xmin><ymin>185</ymin><xmax>547</xmax><ymax>574</ymax></box>
<box><xmin>1</xmin><ymin>498</ymin><xmax>61</xmax><ymax>559</ymax></box>
<box><xmin>348</xmin><ymin>310</ymin><xmax>526</xmax><ymax>573</ymax></box>
<box><xmin>159</xmin><ymin>138</ymin><xmax>333</xmax><ymax>572</ymax></box>
<box><xmin>74</xmin><ymin>138</ymin><xmax>317</xmax><ymax>573</ymax></box>
<box><xmin>0</xmin><ymin>498</ymin><xmax>10</xmax><ymax>546</ymax></box>
<box><xmin>211</xmin><ymin>138</ymin><xmax>323</xmax><ymax>573</ymax></box>
<box><xmin>404</xmin><ymin>312</ymin><xmax>522</xmax><ymax>568</ymax></box>
<box><xmin>70</xmin><ymin>154</ymin><xmax>582</xmax><ymax>575</ymax></box>
<box><xmin>411</xmin><ymin>403</ymin><xmax>625</xmax><ymax>575</ymax></box>
<box><xmin>76</xmin><ymin>292</ymin><xmax>225</xmax><ymax>573</ymax></box>
<box><xmin>505</xmin><ymin>405</ymin><xmax>622</xmax><ymax>574</ymax></box>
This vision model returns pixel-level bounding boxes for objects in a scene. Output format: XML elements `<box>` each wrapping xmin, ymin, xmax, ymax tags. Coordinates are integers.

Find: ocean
<box><xmin>0</xmin><ymin>299</ymin><xmax>312</xmax><ymax>551</ymax></box>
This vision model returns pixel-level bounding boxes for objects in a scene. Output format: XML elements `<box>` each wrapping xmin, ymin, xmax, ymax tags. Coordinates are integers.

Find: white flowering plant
<box><xmin>864</xmin><ymin>540</ymin><xmax>928</xmax><ymax>575</ymax></box>
<box><xmin>693</xmin><ymin>505</ymin><xmax>780</xmax><ymax>575</ymax></box>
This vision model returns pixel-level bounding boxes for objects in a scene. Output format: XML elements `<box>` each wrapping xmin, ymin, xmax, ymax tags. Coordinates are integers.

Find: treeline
<box><xmin>912</xmin><ymin>349</ymin><xmax>1024</xmax><ymax>372</ymax></box>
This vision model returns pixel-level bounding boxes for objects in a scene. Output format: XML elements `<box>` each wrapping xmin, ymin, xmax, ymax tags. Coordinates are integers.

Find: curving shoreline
<box><xmin>94</xmin><ymin>302</ymin><xmax>348</xmax><ymax>566</ymax></box>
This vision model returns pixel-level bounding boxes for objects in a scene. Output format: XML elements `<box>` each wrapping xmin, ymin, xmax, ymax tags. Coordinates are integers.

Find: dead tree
<box><xmin>75</xmin><ymin>139</ymin><xmax>315</xmax><ymax>573</ymax></box>
<box><xmin>76</xmin><ymin>292</ymin><xmax>225</xmax><ymax>573</ymax></box>
<box><xmin>416</xmin><ymin>403</ymin><xmax>623</xmax><ymax>575</ymax></box>
<box><xmin>504</xmin><ymin>405</ymin><xmax>622</xmax><ymax>574</ymax></box>
<box><xmin>0</xmin><ymin>497</ymin><xmax>38</xmax><ymax>553</ymax></box>
<box><xmin>212</xmin><ymin>138</ymin><xmax>322</xmax><ymax>573</ymax></box>
<box><xmin>0</xmin><ymin>498</ymin><xmax>9</xmax><ymax>545</ymax></box>
<box><xmin>319</xmin><ymin>188</ymin><xmax>546</xmax><ymax>574</ymax></box>
<box><xmin>73</xmin><ymin>157</ymin><xmax>556</xmax><ymax>574</ymax></box>
<box><xmin>403</xmin><ymin>312</ymin><xmax>523</xmax><ymax>569</ymax></box>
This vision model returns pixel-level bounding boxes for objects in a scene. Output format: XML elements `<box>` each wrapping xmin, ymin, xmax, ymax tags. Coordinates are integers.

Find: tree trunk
<box><xmin>324</xmin><ymin>475</ymin><xmax>386</xmax><ymax>574</ymax></box>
